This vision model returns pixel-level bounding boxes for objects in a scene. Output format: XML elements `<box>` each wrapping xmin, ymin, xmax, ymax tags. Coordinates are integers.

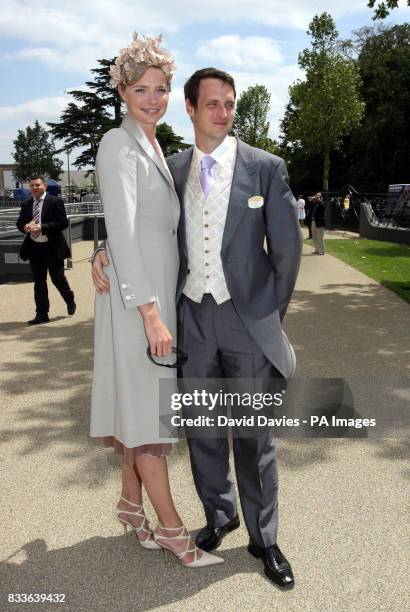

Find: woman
<box><xmin>296</xmin><ymin>195</ymin><xmax>305</xmax><ymax>227</ymax></box>
<box><xmin>90</xmin><ymin>33</ymin><xmax>223</xmax><ymax>568</ymax></box>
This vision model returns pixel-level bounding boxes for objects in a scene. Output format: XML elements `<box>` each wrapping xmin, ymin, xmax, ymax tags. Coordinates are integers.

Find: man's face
<box><xmin>29</xmin><ymin>179</ymin><xmax>47</xmax><ymax>199</ymax></box>
<box><xmin>186</xmin><ymin>78</ymin><xmax>235</xmax><ymax>145</ymax></box>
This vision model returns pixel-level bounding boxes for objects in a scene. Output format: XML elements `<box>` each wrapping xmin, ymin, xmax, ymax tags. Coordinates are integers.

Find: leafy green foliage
<box><xmin>232</xmin><ymin>85</ymin><xmax>278</xmax><ymax>152</ymax></box>
<box><xmin>48</xmin><ymin>96</ymin><xmax>114</xmax><ymax>171</ymax></box>
<box><xmin>13</xmin><ymin>120</ymin><xmax>63</xmax><ymax>182</ymax></box>
<box><xmin>368</xmin><ymin>0</ymin><xmax>410</xmax><ymax>20</ymax></box>
<box><xmin>349</xmin><ymin>24</ymin><xmax>410</xmax><ymax>190</ymax></box>
<box><xmin>47</xmin><ymin>60</ymin><xmax>120</xmax><ymax>172</ymax></box>
<box><xmin>156</xmin><ymin>123</ymin><xmax>190</xmax><ymax>157</ymax></box>
<box><xmin>280</xmin><ymin>13</ymin><xmax>364</xmax><ymax>191</ymax></box>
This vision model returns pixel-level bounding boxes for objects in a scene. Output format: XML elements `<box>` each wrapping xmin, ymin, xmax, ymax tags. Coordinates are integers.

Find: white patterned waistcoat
<box><xmin>183</xmin><ymin>140</ymin><xmax>237</xmax><ymax>304</ymax></box>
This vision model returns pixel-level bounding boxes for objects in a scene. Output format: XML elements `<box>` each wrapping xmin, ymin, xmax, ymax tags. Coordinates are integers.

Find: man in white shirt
<box><xmin>17</xmin><ymin>176</ymin><xmax>75</xmax><ymax>324</ymax></box>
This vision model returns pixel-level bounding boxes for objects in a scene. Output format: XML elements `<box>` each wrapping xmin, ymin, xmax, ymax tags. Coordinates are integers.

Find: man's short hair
<box><xmin>184</xmin><ymin>68</ymin><xmax>236</xmax><ymax>107</ymax></box>
<box><xmin>29</xmin><ymin>175</ymin><xmax>46</xmax><ymax>184</ymax></box>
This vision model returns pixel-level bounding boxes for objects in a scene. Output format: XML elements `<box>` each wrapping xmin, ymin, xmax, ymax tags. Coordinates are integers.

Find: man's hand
<box><xmin>92</xmin><ymin>250</ymin><xmax>110</xmax><ymax>294</ymax></box>
<box><xmin>30</xmin><ymin>223</ymin><xmax>42</xmax><ymax>237</ymax></box>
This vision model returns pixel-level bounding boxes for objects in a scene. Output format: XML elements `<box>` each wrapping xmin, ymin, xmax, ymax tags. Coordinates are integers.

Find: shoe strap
<box><xmin>117</xmin><ymin>498</ymin><xmax>151</xmax><ymax>536</ymax></box>
<box><xmin>119</xmin><ymin>495</ymin><xmax>143</xmax><ymax>508</ymax></box>
<box><xmin>155</xmin><ymin>525</ymin><xmax>198</xmax><ymax>561</ymax></box>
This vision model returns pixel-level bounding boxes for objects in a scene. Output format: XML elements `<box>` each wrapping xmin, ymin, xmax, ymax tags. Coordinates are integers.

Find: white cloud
<box><xmin>1</xmin><ymin>0</ymin><xmax>407</xmax><ymax>76</ymax></box>
<box><xmin>1</xmin><ymin>0</ymin><xmax>408</xmax><ymax>162</ymax></box>
<box><xmin>0</xmin><ymin>96</ymin><xmax>68</xmax><ymax>122</ymax></box>
<box><xmin>0</xmin><ymin>0</ymin><xmax>385</xmax><ymax>54</ymax></box>
<box><xmin>196</xmin><ymin>35</ymin><xmax>283</xmax><ymax>70</ymax></box>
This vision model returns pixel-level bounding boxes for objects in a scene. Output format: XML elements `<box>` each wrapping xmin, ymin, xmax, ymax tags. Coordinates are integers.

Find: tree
<box><xmin>87</xmin><ymin>59</ymin><xmax>123</xmax><ymax>123</ymax></box>
<box><xmin>156</xmin><ymin>123</ymin><xmax>190</xmax><ymax>156</ymax></box>
<box><xmin>280</xmin><ymin>13</ymin><xmax>364</xmax><ymax>190</ymax></box>
<box><xmin>344</xmin><ymin>24</ymin><xmax>410</xmax><ymax>190</ymax></box>
<box><xmin>48</xmin><ymin>95</ymin><xmax>113</xmax><ymax>172</ymax></box>
<box><xmin>47</xmin><ymin>61</ymin><xmax>119</xmax><ymax>172</ymax></box>
<box><xmin>48</xmin><ymin>58</ymin><xmax>188</xmax><ymax>172</ymax></box>
<box><xmin>232</xmin><ymin>85</ymin><xmax>277</xmax><ymax>151</ymax></box>
<box><xmin>13</xmin><ymin>120</ymin><xmax>63</xmax><ymax>182</ymax></box>
<box><xmin>368</xmin><ymin>0</ymin><xmax>410</xmax><ymax>19</ymax></box>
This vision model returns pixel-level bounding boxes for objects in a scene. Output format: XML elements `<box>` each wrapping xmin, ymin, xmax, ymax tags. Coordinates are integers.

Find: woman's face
<box><xmin>120</xmin><ymin>67</ymin><xmax>169</xmax><ymax>127</ymax></box>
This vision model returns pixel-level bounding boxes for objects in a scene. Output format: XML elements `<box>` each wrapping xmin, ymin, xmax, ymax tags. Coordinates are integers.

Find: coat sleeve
<box><xmin>16</xmin><ymin>201</ymin><xmax>31</xmax><ymax>233</ymax></box>
<box><xmin>95</xmin><ymin>129</ymin><xmax>156</xmax><ymax>310</ymax></box>
<box><xmin>264</xmin><ymin>158</ymin><xmax>303</xmax><ymax>320</ymax></box>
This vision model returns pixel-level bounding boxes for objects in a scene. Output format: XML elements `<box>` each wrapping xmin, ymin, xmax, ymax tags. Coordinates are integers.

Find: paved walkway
<box><xmin>0</xmin><ymin>239</ymin><xmax>409</xmax><ymax>612</ymax></box>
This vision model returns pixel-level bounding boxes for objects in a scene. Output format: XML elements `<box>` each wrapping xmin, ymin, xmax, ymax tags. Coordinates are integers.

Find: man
<box><xmin>311</xmin><ymin>192</ymin><xmax>326</xmax><ymax>255</ymax></box>
<box><xmin>17</xmin><ymin>176</ymin><xmax>76</xmax><ymax>324</ymax></box>
<box><xmin>93</xmin><ymin>68</ymin><xmax>302</xmax><ymax>588</ymax></box>
<box><xmin>305</xmin><ymin>196</ymin><xmax>314</xmax><ymax>239</ymax></box>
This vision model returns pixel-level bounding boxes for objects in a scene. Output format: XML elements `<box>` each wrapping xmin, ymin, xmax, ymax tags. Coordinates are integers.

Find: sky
<box><xmin>0</xmin><ymin>0</ymin><xmax>409</xmax><ymax>167</ymax></box>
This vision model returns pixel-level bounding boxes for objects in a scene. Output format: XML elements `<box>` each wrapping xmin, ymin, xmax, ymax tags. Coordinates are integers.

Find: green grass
<box><xmin>306</xmin><ymin>237</ymin><xmax>410</xmax><ymax>304</ymax></box>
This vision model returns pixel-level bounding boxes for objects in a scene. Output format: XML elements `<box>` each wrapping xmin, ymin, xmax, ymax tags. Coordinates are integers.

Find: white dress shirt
<box><xmin>31</xmin><ymin>192</ymin><xmax>49</xmax><ymax>242</ymax></box>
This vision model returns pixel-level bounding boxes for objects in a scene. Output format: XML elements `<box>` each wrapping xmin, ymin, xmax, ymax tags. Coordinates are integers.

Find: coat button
<box><xmin>125</xmin><ymin>295</ymin><xmax>132</xmax><ymax>301</ymax></box>
<box><xmin>169</xmin><ymin>229</ymin><xmax>176</xmax><ymax>235</ymax></box>
<box><xmin>121</xmin><ymin>284</ymin><xmax>127</xmax><ymax>289</ymax></box>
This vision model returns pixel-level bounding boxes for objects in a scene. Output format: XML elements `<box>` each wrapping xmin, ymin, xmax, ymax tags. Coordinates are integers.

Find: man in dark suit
<box><xmin>16</xmin><ymin>176</ymin><xmax>76</xmax><ymax>325</ymax></box>
<box><xmin>92</xmin><ymin>68</ymin><xmax>302</xmax><ymax>589</ymax></box>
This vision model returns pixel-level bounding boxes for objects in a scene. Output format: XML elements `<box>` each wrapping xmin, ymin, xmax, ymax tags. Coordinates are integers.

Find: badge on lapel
<box><xmin>248</xmin><ymin>196</ymin><xmax>264</xmax><ymax>209</ymax></box>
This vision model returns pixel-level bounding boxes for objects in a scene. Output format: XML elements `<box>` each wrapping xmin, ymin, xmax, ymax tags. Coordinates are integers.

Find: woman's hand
<box><xmin>138</xmin><ymin>302</ymin><xmax>172</xmax><ymax>357</ymax></box>
<box><xmin>92</xmin><ymin>250</ymin><xmax>110</xmax><ymax>294</ymax></box>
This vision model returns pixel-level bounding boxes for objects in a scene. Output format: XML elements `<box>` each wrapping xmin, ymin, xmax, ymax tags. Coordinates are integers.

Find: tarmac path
<box><xmin>1</xmin><ymin>238</ymin><xmax>409</xmax><ymax>612</ymax></box>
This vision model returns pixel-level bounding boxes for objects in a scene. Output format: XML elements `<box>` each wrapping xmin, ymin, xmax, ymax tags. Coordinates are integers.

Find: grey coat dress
<box><xmin>90</xmin><ymin>115</ymin><xmax>180</xmax><ymax>454</ymax></box>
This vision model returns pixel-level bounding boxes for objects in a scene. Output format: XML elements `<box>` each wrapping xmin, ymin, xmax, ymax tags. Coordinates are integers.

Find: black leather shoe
<box><xmin>195</xmin><ymin>515</ymin><xmax>240</xmax><ymax>551</ymax></box>
<box><xmin>67</xmin><ymin>301</ymin><xmax>76</xmax><ymax>315</ymax></box>
<box><xmin>248</xmin><ymin>542</ymin><xmax>295</xmax><ymax>589</ymax></box>
<box><xmin>28</xmin><ymin>315</ymin><xmax>50</xmax><ymax>325</ymax></box>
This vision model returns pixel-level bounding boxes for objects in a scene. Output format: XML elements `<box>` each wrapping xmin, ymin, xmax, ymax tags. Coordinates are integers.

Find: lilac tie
<box><xmin>199</xmin><ymin>155</ymin><xmax>216</xmax><ymax>198</ymax></box>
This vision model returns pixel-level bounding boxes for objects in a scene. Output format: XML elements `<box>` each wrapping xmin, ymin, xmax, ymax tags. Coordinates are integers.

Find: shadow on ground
<box><xmin>1</xmin><ymin>537</ymin><xmax>281</xmax><ymax>612</ymax></box>
<box><xmin>1</xmin><ymin>281</ymin><xmax>408</xmax><ymax>486</ymax></box>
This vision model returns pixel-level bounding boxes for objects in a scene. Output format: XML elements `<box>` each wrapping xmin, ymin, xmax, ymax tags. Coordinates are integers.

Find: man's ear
<box><xmin>186</xmin><ymin>99</ymin><xmax>194</xmax><ymax>118</ymax></box>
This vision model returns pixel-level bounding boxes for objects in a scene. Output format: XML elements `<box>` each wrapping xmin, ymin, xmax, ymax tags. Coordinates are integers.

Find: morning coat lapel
<box><xmin>221</xmin><ymin>139</ymin><xmax>257</xmax><ymax>253</ymax></box>
<box><xmin>121</xmin><ymin>115</ymin><xmax>175</xmax><ymax>190</ymax></box>
<box><xmin>167</xmin><ymin>146</ymin><xmax>193</xmax><ymax>202</ymax></box>
<box><xmin>167</xmin><ymin>147</ymin><xmax>194</xmax><ymax>263</ymax></box>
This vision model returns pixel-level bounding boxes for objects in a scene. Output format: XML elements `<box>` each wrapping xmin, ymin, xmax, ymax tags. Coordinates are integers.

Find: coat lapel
<box><xmin>40</xmin><ymin>194</ymin><xmax>51</xmax><ymax>222</ymax></box>
<box><xmin>121</xmin><ymin>115</ymin><xmax>175</xmax><ymax>190</ymax></box>
<box><xmin>221</xmin><ymin>140</ymin><xmax>257</xmax><ymax>253</ymax></box>
<box><xmin>167</xmin><ymin>147</ymin><xmax>193</xmax><ymax>264</ymax></box>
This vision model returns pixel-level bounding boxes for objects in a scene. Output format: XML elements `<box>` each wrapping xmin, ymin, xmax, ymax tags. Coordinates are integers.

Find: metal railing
<box><xmin>0</xmin><ymin>201</ymin><xmax>104</xmax><ymax>269</ymax></box>
<box><xmin>65</xmin><ymin>212</ymin><xmax>104</xmax><ymax>269</ymax></box>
